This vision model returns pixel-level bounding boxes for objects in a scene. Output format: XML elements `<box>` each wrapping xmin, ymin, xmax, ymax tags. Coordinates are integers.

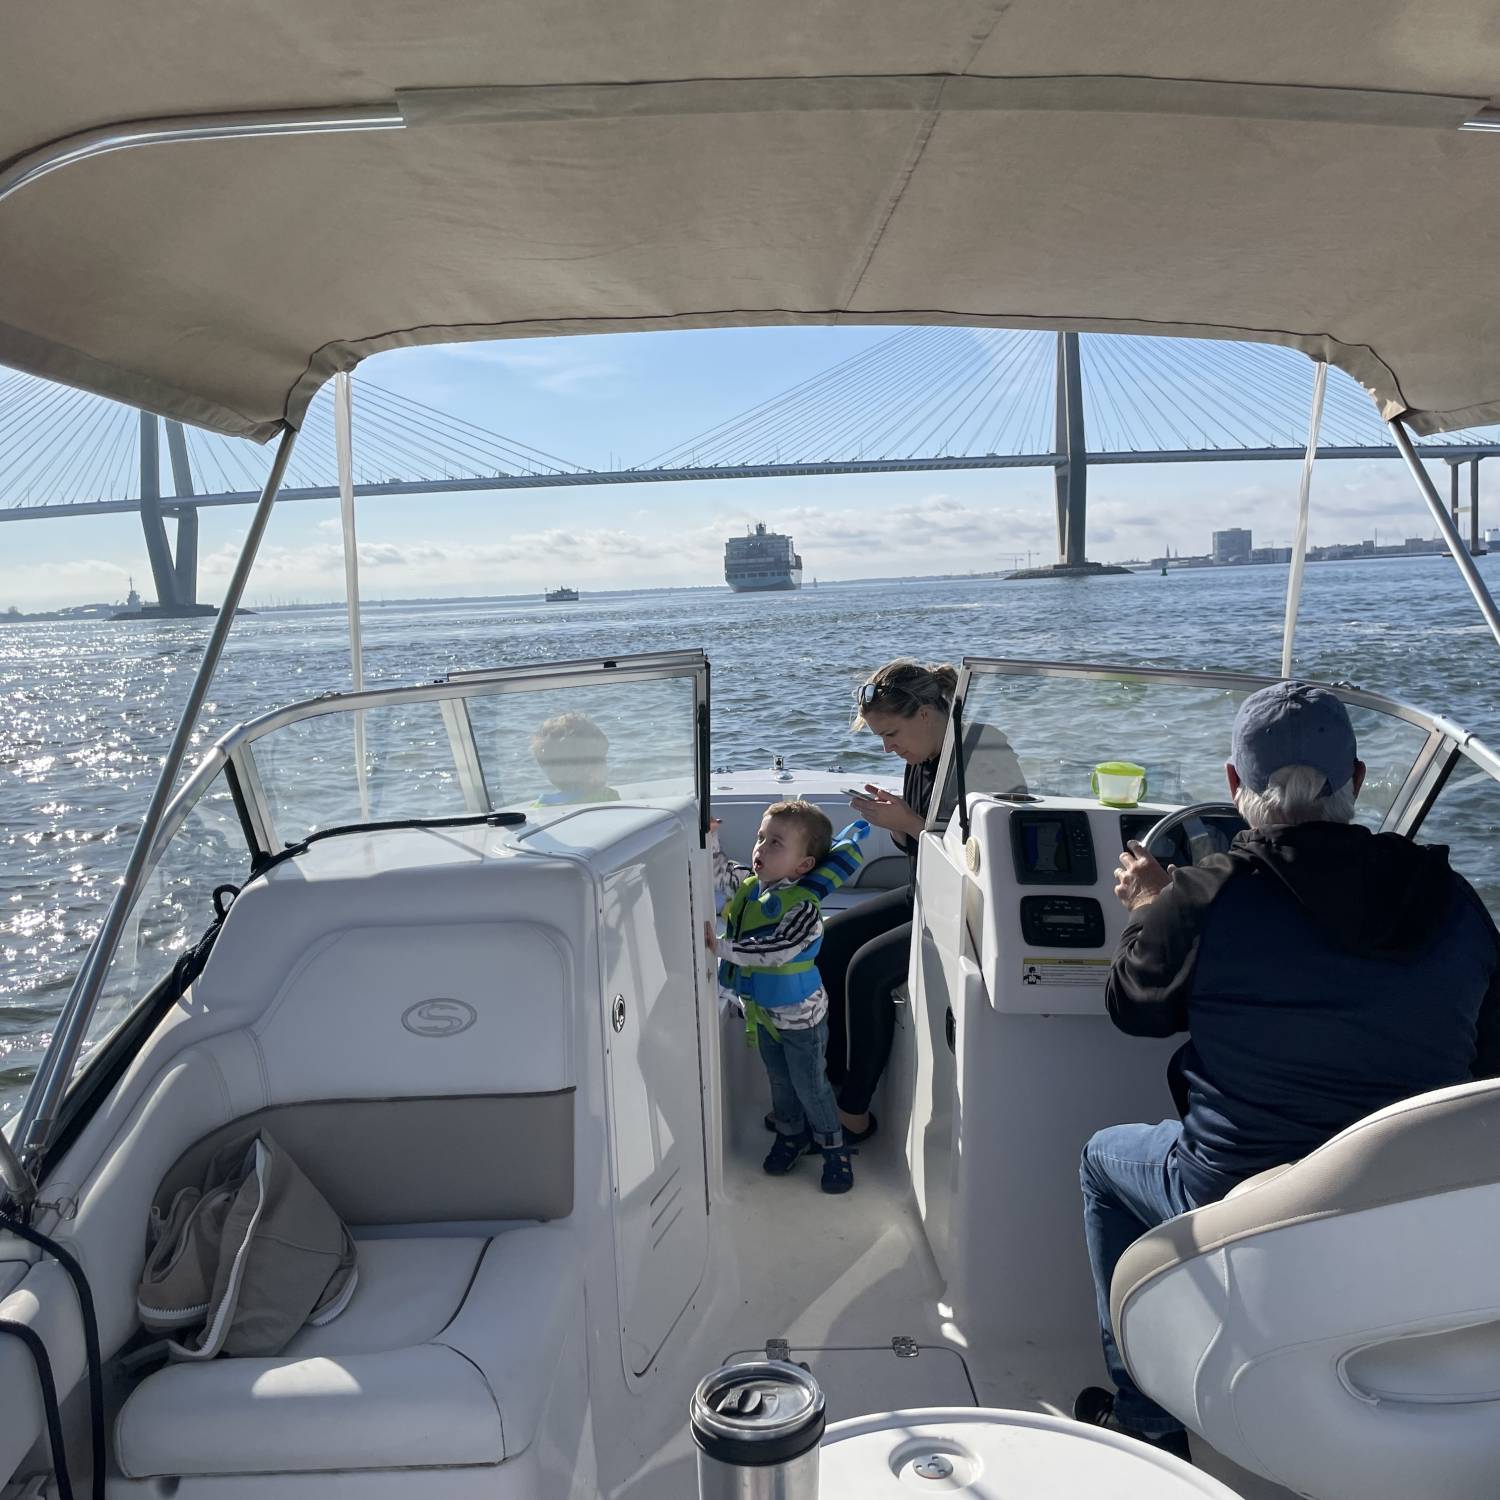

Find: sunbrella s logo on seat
<box><xmin>401</xmin><ymin>998</ymin><xmax>478</xmax><ymax>1037</ymax></box>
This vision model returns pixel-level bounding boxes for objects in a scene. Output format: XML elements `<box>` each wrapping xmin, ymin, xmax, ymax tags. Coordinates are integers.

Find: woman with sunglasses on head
<box><xmin>820</xmin><ymin>659</ymin><xmax>1025</xmax><ymax>1141</ymax></box>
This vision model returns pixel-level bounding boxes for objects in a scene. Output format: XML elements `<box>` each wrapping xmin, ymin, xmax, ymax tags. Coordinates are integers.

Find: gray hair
<box><xmin>1233</xmin><ymin>763</ymin><xmax>1357</xmax><ymax>830</ymax></box>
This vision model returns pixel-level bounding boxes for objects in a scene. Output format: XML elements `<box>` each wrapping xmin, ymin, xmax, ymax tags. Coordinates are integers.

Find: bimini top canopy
<box><xmin>3</xmin><ymin>0</ymin><xmax>1500</xmax><ymax>442</ymax></box>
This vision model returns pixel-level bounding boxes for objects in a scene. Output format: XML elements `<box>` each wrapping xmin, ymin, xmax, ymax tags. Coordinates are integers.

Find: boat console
<box><xmin>975</xmin><ymin>797</ymin><xmax>1240</xmax><ymax>1015</ymax></box>
<box><xmin>906</xmin><ymin>791</ymin><xmax>1207</xmax><ymax>1347</ymax></box>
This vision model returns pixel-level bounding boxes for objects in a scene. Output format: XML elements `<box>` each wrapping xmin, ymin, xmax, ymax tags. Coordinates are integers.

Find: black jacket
<box><xmin>1106</xmin><ymin>821</ymin><xmax>1500</xmax><ymax>1205</ymax></box>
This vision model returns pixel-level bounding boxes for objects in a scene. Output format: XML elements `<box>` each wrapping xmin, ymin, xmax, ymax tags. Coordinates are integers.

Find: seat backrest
<box><xmin>44</xmin><ymin>830</ymin><xmax>594</xmax><ymax>1355</ymax></box>
<box><xmin>1113</xmin><ymin>1077</ymin><xmax>1500</xmax><ymax>1500</ymax></box>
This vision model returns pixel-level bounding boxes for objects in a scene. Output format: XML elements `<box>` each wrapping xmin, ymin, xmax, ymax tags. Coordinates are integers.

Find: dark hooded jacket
<box><xmin>1106</xmin><ymin>821</ymin><xmax>1500</xmax><ymax>1205</ymax></box>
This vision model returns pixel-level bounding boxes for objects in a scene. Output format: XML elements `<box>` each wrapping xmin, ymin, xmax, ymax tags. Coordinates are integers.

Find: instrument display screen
<box><xmin>1010</xmin><ymin>810</ymin><xmax>1097</xmax><ymax>886</ymax></box>
<box><xmin>1021</xmin><ymin>818</ymin><xmax>1069</xmax><ymax>875</ymax></box>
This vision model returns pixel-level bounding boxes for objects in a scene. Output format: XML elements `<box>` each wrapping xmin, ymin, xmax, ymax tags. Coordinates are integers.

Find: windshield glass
<box><xmin>244</xmin><ymin>657</ymin><xmax>703</xmax><ymax>849</ymax></box>
<box><xmin>948</xmin><ymin>662</ymin><xmax>1434</xmax><ymax>830</ymax></box>
<box><xmin>466</xmin><ymin>676</ymin><xmax>698</xmax><ymax>813</ymax></box>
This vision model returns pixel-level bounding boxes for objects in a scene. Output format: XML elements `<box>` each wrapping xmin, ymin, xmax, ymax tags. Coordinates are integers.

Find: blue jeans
<box><xmin>1080</xmin><ymin>1120</ymin><xmax>1199</xmax><ymax>1438</ymax></box>
<box><xmin>761</xmin><ymin>1019</ymin><xmax>843</xmax><ymax>1149</ymax></box>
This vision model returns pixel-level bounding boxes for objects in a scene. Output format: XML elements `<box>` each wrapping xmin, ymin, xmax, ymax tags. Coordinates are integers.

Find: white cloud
<box><xmin>0</xmin><ymin>558</ymin><xmax>132</xmax><ymax>609</ymax></box>
<box><xmin>439</xmin><ymin>341</ymin><xmax>623</xmax><ymax>396</ymax></box>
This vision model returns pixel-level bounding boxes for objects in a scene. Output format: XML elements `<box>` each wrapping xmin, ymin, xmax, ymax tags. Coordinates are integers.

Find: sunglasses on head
<box><xmin>859</xmin><ymin>679</ymin><xmax>922</xmax><ymax>710</ymax></box>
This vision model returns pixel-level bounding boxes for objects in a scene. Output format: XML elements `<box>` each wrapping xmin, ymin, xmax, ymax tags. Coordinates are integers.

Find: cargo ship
<box><xmin>724</xmin><ymin>522</ymin><xmax>803</xmax><ymax>592</ymax></box>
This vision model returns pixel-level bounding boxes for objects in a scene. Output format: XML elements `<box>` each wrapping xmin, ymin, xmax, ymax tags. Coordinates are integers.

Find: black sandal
<box><xmin>820</xmin><ymin>1146</ymin><xmax>854</xmax><ymax>1194</ymax></box>
<box><xmin>763</xmin><ymin>1129</ymin><xmax>812</xmax><ymax>1175</ymax></box>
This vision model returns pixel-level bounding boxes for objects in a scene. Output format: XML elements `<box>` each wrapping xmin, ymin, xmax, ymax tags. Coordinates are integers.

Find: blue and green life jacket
<box><xmin>719</xmin><ymin>821</ymin><xmax>869</xmax><ymax>1042</ymax></box>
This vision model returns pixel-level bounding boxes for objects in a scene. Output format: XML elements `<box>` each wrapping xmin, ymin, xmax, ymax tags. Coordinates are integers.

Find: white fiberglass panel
<box><xmin>596</xmin><ymin>817</ymin><xmax>708</xmax><ymax>1378</ymax></box>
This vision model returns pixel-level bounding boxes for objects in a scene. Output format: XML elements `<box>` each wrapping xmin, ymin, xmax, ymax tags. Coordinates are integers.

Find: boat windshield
<box><xmin>249</xmin><ymin>658</ymin><xmax>704</xmax><ymax>848</ymax></box>
<box><xmin>48</xmin><ymin>653</ymin><xmax>707</xmax><ymax>1107</ymax></box>
<box><xmin>939</xmin><ymin>659</ymin><xmax>1453</xmax><ymax>833</ymax></box>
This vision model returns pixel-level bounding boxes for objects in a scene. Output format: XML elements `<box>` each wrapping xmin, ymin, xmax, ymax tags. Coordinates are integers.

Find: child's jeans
<box><xmin>761</xmin><ymin>1018</ymin><xmax>843</xmax><ymax>1148</ymax></box>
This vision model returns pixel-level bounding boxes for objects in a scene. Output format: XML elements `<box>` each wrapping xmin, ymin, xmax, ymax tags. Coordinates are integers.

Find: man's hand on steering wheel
<box><xmin>1114</xmin><ymin>839</ymin><xmax>1171</xmax><ymax>912</ymax></box>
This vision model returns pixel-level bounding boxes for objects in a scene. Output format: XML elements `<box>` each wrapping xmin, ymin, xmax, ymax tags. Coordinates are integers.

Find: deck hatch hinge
<box><xmin>764</xmin><ymin>1337</ymin><xmax>791</xmax><ymax>1362</ymax></box>
<box><xmin>892</xmin><ymin>1335</ymin><xmax>920</xmax><ymax>1358</ymax></box>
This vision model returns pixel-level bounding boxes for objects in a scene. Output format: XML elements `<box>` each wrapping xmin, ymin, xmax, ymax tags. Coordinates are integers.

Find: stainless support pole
<box><xmin>0</xmin><ymin>1120</ymin><xmax>37</xmax><ymax>1212</ymax></box>
<box><xmin>1389</xmin><ymin>417</ymin><xmax>1500</xmax><ymax>652</ymax></box>
<box><xmin>335</xmin><ymin>373</ymin><xmax>369</xmax><ymax>820</ymax></box>
<box><xmin>1280</xmin><ymin>361</ymin><xmax>1327</xmax><ymax>678</ymax></box>
<box><xmin>16</xmin><ymin>427</ymin><xmax>299</xmax><ymax>1170</ymax></box>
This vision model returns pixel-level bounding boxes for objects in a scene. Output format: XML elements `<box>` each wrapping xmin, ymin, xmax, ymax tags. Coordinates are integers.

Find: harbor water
<box><xmin>4</xmin><ymin>555</ymin><xmax>1499</xmax><ymax>1118</ymax></box>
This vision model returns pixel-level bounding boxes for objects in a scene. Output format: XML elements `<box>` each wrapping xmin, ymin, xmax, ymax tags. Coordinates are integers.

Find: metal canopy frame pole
<box><xmin>334</xmin><ymin>372</ymin><xmax>369</xmax><ymax>820</ymax></box>
<box><xmin>1389</xmin><ymin>417</ymin><xmax>1500</xmax><ymax>651</ymax></box>
<box><xmin>1280</xmin><ymin>360</ymin><xmax>1328</xmax><ymax>677</ymax></box>
<box><xmin>15</xmin><ymin>426</ymin><xmax>300</xmax><ymax>1175</ymax></box>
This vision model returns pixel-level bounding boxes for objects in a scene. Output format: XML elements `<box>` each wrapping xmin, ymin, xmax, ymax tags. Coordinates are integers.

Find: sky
<box><xmin>0</xmin><ymin>326</ymin><xmax>1483</xmax><ymax>610</ymax></box>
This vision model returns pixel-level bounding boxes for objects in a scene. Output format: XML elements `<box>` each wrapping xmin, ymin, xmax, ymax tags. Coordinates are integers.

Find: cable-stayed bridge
<box><xmin>3</xmin><ymin>330</ymin><xmax>1497</xmax><ymax>607</ymax></box>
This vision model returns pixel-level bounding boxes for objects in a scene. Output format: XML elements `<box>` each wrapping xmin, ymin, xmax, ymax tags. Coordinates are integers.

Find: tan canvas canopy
<box><xmin>3</xmin><ymin>0</ymin><xmax>1500</xmax><ymax>442</ymax></box>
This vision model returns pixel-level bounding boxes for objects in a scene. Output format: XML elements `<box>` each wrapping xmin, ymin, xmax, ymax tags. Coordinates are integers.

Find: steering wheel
<box><xmin>1137</xmin><ymin>801</ymin><xmax>1246</xmax><ymax>867</ymax></box>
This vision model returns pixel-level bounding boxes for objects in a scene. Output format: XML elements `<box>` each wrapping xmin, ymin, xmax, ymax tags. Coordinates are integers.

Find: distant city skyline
<box><xmin>1</xmin><ymin>327</ymin><xmax>1491</xmax><ymax>610</ymax></box>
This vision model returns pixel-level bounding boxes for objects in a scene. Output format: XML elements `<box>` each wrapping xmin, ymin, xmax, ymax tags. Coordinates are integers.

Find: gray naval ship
<box><xmin>724</xmin><ymin>521</ymin><xmax>803</xmax><ymax>592</ymax></box>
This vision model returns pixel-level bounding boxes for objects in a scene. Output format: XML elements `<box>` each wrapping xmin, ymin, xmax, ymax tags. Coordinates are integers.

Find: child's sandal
<box><xmin>764</xmin><ymin>1129</ymin><xmax>812</xmax><ymax>1175</ymax></box>
<box><xmin>820</xmin><ymin>1146</ymin><xmax>854</xmax><ymax>1194</ymax></box>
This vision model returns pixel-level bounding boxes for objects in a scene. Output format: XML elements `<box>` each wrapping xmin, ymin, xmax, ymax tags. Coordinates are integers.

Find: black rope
<box><xmin>0</xmin><ymin>1317</ymin><xmax>76</xmax><ymax>1500</ymax></box>
<box><xmin>0</xmin><ymin>1213</ymin><xmax>105</xmax><ymax>1500</ymax></box>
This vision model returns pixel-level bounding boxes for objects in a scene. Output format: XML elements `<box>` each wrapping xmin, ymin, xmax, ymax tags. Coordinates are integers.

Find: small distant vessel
<box><xmin>545</xmin><ymin>586</ymin><xmax>579</xmax><ymax>603</ymax></box>
<box><xmin>724</xmin><ymin>522</ymin><xmax>803</xmax><ymax>593</ymax></box>
<box><xmin>111</xmin><ymin>579</ymin><xmax>144</xmax><ymax>619</ymax></box>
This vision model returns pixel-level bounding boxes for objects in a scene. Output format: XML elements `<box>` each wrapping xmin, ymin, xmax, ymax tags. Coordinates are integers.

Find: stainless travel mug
<box><xmin>690</xmin><ymin>1360</ymin><xmax>825</xmax><ymax>1499</ymax></box>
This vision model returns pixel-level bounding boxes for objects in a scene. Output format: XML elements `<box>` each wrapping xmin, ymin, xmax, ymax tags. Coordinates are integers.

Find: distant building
<box><xmin>1212</xmin><ymin>527</ymin><xmax>1252</xmax><ymax>564</ymax></box>
<box><xmin>1250</xmin><ymin>546</ymin><xmax>1292</xmax><ymax>565</ymax></box>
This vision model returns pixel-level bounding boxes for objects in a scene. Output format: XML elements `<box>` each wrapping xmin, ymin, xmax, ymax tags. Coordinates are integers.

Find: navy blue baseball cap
<box><xmin>1230</xmin><ymin>682</ymin><xmax>1358</xmax><ymax>795</ymax></box>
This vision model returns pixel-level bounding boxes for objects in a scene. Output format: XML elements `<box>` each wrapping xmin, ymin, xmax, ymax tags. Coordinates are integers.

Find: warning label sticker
<box><xmin>1020</xmin><ymin>956</ymin><xmax>1111</xmax><ymax>988</ymax></box>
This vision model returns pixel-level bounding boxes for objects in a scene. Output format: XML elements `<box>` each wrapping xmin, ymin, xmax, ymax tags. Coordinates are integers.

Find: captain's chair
<box><xmin>1112</xmin><ymin>1078</ymin><xmax>1500</xmax><ymax>1500</ymax></box>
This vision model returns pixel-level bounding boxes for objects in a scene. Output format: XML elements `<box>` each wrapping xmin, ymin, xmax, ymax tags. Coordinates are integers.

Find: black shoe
<box><xmin>1072</xmin><ymin>1387</ymin><xmax>1192</xmax><ymax>1464</ymax></box>
<box><xmin>763</xmin><ymin>1129</ymin><xmax>812</xmax><ymax>1175</ymax></box>
<box><xmin>820</xmin><ymin>1145</ymin><xmax>854</xmax><ymax>1194</ymax></box>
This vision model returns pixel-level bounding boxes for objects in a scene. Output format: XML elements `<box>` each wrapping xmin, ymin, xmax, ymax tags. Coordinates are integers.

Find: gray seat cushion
<box><xmin>117</xmin><ymin>1226</ymin><xmax>580</xmax><ymax>1479</ymax></box>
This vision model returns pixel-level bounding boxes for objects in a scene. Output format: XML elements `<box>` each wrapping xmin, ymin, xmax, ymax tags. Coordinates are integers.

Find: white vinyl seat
<box><xmin>1111</xmin><ymin>1078</ymin><xmax>1500</xmax><ymax>1500</ymax></box>
<box><xmin>116</xmin><ymin>1225</ymin><xmax>581</xmax><ymax>1483</ymax></box>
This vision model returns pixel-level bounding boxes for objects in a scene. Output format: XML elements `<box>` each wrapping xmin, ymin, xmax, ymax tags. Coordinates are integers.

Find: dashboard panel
<box><xmin>953</xmin><ymin>795</ymin><xmax>1223</xmax><ymax>1017</ymax></box>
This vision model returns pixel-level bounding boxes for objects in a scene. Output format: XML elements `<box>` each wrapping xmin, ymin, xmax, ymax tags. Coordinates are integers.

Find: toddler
<box><xmin>706</xmin><ymin>801</ymin><xmax>865</xmax><ymax>1194</ymax></box>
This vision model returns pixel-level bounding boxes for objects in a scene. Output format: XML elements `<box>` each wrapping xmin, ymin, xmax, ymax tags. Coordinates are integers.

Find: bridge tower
<box><xmin>1009</xmin><ymin>332</ymin><xmax>1127</xmax><ymax>578</ymax></box>
<box><xmin>1054</xmin><ymin>330</ymin><xmax>1088</xmax><ymax>566</ymax></box>
<box><xmin>133</xmin><ymin>411</ymin><xmax>213</xmax><ymax>617</ymax></box>
<box><xmin>1446</xmin><ymin>456</ymin><xmax>1486</xmax><ymax>555</ymax></box>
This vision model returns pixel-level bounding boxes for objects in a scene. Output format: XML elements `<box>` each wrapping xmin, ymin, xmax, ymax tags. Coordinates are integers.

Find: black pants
<box><xmin>819</xmin><ymin>884</ymin><xmax>913</xmax><ymax>1115</ymax></box>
